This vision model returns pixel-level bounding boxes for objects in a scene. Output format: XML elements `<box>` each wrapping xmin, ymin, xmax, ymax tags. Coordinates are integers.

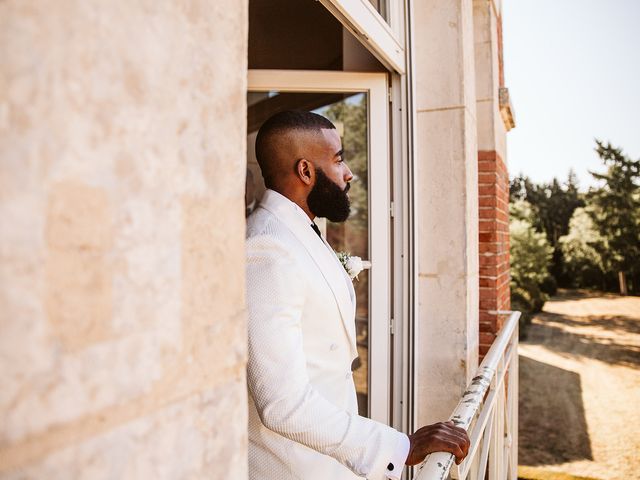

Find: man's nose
<box><xmin>344</xmin><ymin>164</ymin><xmax>354</xmax><ymax>182</ymax></box>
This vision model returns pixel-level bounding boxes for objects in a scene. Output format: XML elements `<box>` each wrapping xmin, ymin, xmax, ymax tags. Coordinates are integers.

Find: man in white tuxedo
<box><xmin>246</xmin><ymin>110</ymin><xmax>469</xmax><ymax>480</ymax></box>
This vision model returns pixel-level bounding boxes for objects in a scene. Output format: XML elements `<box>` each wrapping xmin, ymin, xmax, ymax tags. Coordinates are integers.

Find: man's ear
<box><xmin>296</xmin><ymin>158</ymin><xmax>314</xmax><ymax>186</ymax></box>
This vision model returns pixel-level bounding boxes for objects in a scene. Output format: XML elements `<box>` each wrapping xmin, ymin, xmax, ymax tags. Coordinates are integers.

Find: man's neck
<box><xmin>270</xmin><ymin>187</ymin><xmax>315</xmax><ymax>222</ymax></box>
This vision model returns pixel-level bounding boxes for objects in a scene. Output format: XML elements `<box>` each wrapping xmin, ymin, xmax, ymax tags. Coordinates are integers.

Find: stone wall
<box><xmin>0</xmin><ymin>1</ymin><xmax>248</xmax><ymax>478</ymax></box>
<box><xmin>413</xmin><ymin>0</ymin><xmax>480</xmax><ymax>425</ymax></box>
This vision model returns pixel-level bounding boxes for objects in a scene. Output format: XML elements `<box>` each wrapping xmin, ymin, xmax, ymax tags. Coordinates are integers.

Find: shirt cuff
<box><xmin>385</xmin><ymin>433</ymin><xmax>410</xmax><ymax>480</ymax></box>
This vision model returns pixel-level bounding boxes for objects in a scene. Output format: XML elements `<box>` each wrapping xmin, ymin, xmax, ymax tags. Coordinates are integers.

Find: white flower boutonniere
<box><xmin>336</xmin><ymin>251</ymin><xmax>364</xmax><ymax>281</ymax></box>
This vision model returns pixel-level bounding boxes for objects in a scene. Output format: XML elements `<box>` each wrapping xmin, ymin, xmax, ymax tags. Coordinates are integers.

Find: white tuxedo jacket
<box><xmin>246</xmin><ymin>190</ymin><xmax>406</xmax><ymax>480</ymax></box>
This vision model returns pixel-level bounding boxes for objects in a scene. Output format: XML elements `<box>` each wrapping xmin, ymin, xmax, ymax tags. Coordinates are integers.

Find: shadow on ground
<box><xmin>551</xmin><ymin>289</ymin><xmax>640</xmax><ymax>302</ymax></box>
<box><xmin>518</xmin><ymin>290</ymin><xmax>640</xmax><ymax>477</ymax></box>
<box><xmin>525</xmin><ymin>312</ymin><xmax>640</xmax><ymax>368</ymax></box>
<box><xmin>519</xmin><ymin>356</ymin><xmax>593</xmax><ymax>466</ymax></box>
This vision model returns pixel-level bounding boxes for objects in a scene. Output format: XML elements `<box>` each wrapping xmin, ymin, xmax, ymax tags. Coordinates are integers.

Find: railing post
<box><xmin>415</xmin><ymin>312</ymin><xmax>521</xmax><ymax>480</ymax></box>
<box><xmin>509</xmin><ymin>326</ymin><xmax>519</xmax><ymax>479</ymax></box>
<box><xmin>487</xmin><ymin>368</ymin><xmax>499</xmax><ymax>480</ymax></box>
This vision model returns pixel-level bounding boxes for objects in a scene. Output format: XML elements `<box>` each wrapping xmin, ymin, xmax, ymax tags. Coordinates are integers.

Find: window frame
<box><xmin>318</xmin><ymin>0</ymin><xmax>407</xmax><ymax>73</ymax></box>
<box><xmin>247</xmin><ymin>69</ymin><xmax>393</xmax><ymax>424</ymax></box>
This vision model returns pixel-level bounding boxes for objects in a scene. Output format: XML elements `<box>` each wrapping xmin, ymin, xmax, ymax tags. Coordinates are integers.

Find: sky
<box><xmin>502</xmin><ymin>0</ymin><xmax>640</xmax><ymax>191</ymax></box>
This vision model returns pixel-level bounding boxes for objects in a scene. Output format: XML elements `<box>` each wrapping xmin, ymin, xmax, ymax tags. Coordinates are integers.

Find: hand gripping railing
<box><xmin>415</xmin><ymin>311</ymin><xmax>521</xmax><ymax>480</ymax></box>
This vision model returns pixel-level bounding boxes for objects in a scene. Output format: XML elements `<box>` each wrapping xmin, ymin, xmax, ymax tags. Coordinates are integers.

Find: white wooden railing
<box><xmin>415</xmin><ymin>311</ymin><xmax>521</xmax><ymax>480</ymax></box>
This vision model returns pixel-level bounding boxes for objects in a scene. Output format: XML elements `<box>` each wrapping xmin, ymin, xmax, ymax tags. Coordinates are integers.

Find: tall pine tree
<box><xmin>588</xmin><ymin>140</ymin><xmax>640</xmax><ymax>294</ymax></box>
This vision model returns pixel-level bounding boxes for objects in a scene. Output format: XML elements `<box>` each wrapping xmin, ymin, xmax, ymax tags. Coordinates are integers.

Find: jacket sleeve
<box><xmin>246</xmin><ymin>234</ymin><xmax>406</xmax><ymax>480</ymax></box>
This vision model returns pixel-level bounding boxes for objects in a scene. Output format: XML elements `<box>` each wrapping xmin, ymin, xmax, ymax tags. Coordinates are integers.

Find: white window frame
<box><xmin>248</xmin><ymin>69</ymin><xmax>393</xmax><ymax>424</ymax></box>
<box><xmin>318</xmin><ymin>0</ymin><xmax>406</xmax><ymax>73</ymax></box>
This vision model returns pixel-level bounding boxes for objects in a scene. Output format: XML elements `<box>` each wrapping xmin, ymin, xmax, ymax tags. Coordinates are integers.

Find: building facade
<box><xmin>0</xmin><ymin>0</ymin><xmax>513</xmax><ymax>478</ymax></box>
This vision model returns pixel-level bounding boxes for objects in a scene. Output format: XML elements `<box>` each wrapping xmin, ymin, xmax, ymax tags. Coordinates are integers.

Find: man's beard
<box><xmin>307</xmin><ymin>168</ymin><xmax>351</xmax><ymax>222</ymax></box>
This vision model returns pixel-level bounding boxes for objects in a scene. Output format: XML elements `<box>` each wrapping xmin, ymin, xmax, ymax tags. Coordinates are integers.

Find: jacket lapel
<box><xmin>259</xmin><ymin>190</ymin><xmax>357</xmax><ymax>358</ymax></box>
<box><xmin>322</xmin><ymin>235</ymin><xmax>356</xmax><ymax>310</ymax></box>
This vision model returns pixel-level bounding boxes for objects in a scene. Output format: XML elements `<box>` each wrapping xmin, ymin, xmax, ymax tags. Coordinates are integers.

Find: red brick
<box><xmin>479</xmin><ymin>266</ymin><xmax>499</xmax><ymax>277</ymax></box>
<box><xmin>479</xmin><ymin>311</ymin><xmax>497</xmax><ymax>322</ymax></box>
<box><xmin>478</xmin><ymin>161</ymin><xmax>497</xmax><ymax>173</ymax></box>
<box><xmin>478</xmin><ymin>151</ymin><xmax>498</xmax><ymax>161</ymax></box>
<box><xmin>479</xmin><ymin>210</ymin><xmax>497</xmax><ymax>220</ymax></box>
<box><xmin>479</xmin><ymin>323</ymin><xmax>494</xmax><ymax>334</ymax></box>
<box><xmin>479</xmin><ymin>197</ymin><xmax>498</xmax><ymax>208</ymax></box>
<box><xmin>478</xmin><ymin>172</ymin><xmax>498</xmax><ymax>184</ymax></box>
<box><xmin>479</xmin><ymin>231</ymin><xmax>498</xmax><ymax>243</ymax></box>
<box><xmin>479</xmin><ymin>255</ymin><xmax>501</xmax><ymax>267</ymax></box>
<box><xmin>479</xmin><ymin>277</ymin><xmax>497</xmax><ymax>288</ymax></box>
<box><xmin>479</xmin><ymin>297</ymin><xmax>497</xmax><ymax>310</ymax></box>
<box><xmin>479</xmin><ymin>243</ymin><xmax>502</xmax><ymax>254</ymax></box>
<box><xmin>479</xmin><ymin>220</ymin><xmax>498</xmax><ymax>232</ymax></box>
<box><xmin>499</xmin><ymin>285</ymin><xmax>512</xmax><ymax>295</ymax></box>
<box><xmin>478</xmin><ymin>184</ymin><xmax>497</xmax><ymax>196</ymax></box>
<box><xmin>480</xmin><ymin>332</ymin><xmax>496</xmax><ymax>345</ymax></box>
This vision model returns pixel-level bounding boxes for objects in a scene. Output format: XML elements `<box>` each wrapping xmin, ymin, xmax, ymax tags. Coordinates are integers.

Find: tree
<box><xmin>509</xmin><ymin>174</ymin><xmax>535</xmax><ymax>203</ymax></box>
<box><xmin>323</xmin><ymin>95</ymin><xmax>368</xmax><ymax>232</ymax></box>
<box><xmin>587</xmin><ymin>141</ymin><xmax>640</xmax><ymax>294</ymax></box>
<box><xmin>510</xmin><ymin>172</ymin><xmax>583</xmax><ymax>244</ymax></box>
<box><xmin>509</xmin><ymin>172</ymin><xmax>584</xmax><ymax>287</ymax></box>
<box><xmin>509</xmin><ymin>200</ymin><xmax>554</xmax><ymax>316</ymax></box>
<box><xmin>559</xmin><ymin>207</ymin><xmax>608</xmax><ymax>289</ymax></box>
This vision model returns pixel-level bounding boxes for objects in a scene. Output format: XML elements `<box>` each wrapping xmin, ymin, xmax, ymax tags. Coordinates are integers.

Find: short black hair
<box><xmin>255</xmin><ymin>110</ymin><xmax>336</xmax><ymax>188</ymax></box>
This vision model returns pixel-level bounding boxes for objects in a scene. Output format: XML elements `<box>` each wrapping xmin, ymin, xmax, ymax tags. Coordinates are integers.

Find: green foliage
<box><xmin>586</xmin><ymin>141</ymin><xmax>640</xmax><ymax>291</ymax></box>
<box><xmin>559</xmin><ymin>207</ymin><xmax>608</xmax><ymax>289</ymax></box>
<box><xmin>510</xmin><ymin>170</ymin><xmax>584</xmax><ymax>245</ymax></box>
<box><xmin>323</xmin><ymin>95</ymin><xmax>368</xmax><ymax>232</ymax></box>
<box><xmin>510</xmin><ymin>141</ymin><xmax>640</xmax><ymax>294</ymax></box>
<box><xmin>540</xmin><ymin>275</ymin><xmax>558</xmax><ymax>296</ymax></box>
<box><xmin>509</xmin><ymin>201</ymin><xmax>554</xmax><ymax>314</ymax></box>
<box><xmin>509</xmin><ymin>198</ymin><xmax>537</xmax><ymax>223</ymax></box>
<box><xmin>510</xmin><ymin>171</ymin><xmax>584</xmax><ymax>287</ymax></box>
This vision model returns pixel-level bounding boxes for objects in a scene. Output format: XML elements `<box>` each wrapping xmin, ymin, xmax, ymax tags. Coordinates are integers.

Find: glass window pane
<box><xmin>367</xmin><ymin>0</ymin><xmax>388</xmax><ymax>21</ymax></box>
<box><xmin>246</xmin><ymin>91</ymin><xmax>371</xmax><ymax>418</ymax></box>
<box><xmin>320</xmin><ymin>95</ymin><xmax>370</xmax><ymax>417</ymax></box>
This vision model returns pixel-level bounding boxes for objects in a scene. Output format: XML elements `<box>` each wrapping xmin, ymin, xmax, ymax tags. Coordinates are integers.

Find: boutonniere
<box><xmin>336</xmin><ymin>252</ymin><xmax>364</xmax><ymax>281</ymax></box>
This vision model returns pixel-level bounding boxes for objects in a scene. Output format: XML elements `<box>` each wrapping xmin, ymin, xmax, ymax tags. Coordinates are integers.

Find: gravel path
<box><xmin>518</xmin><ymin>290</ymin><xmax>640</xmax><ymax>480</ymax></box>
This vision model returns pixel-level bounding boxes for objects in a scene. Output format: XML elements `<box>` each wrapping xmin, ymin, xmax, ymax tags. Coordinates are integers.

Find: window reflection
<box><xmin>367</xmin><ymin>0</ymin><xmax>388</xmax><ymax>21</ymax></box>
<box><xmin>246</xmin><ymin>92</ymin><xmax>371</xmax><ymax>418</ymax></box>
<box><xmin>320</xmin><ymin>94</ymin><xmax>370</xmax><ymax>418</ymax></box>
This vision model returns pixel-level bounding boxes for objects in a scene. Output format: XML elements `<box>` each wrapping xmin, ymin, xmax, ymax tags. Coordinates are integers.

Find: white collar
<box><xmin>260</xmin><ymin>189</ymin><xmax>316</xmax><ymax>229</ymax></box>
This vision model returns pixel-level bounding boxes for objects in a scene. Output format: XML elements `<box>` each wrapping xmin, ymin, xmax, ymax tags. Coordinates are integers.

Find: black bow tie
<box><xmin>310</xmin><ymin>223</ymin><xmax>322</xmax><ymax>238</ymax></box>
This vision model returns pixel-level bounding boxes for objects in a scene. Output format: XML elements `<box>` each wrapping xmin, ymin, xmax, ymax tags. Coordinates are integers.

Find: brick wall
<box><xmin>478</xmin><ymin>150</ymin><xmax>511</xmax><ymax>356</ymax></box>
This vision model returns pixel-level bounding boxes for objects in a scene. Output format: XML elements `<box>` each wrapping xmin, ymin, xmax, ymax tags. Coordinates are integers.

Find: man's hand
<box><xmin>405</xmin><ymin>421</ymin><xmax>470</xmax><ymax>466</ymax></box>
